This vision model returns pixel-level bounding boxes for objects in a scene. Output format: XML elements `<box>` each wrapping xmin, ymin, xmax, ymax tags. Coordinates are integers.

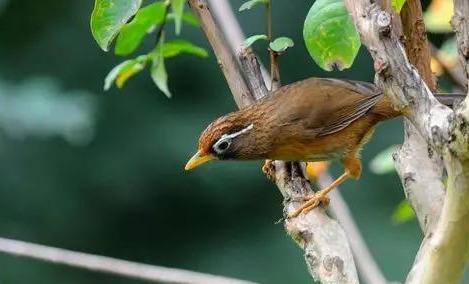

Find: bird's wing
<box><xmin>316</xmin><ymin>93</ymin><xmax>381</xmax><ymax>136</ymax></box>
<box><xmin>273</xmin><ymin>78</ymin><xmax>382</xmax><ymax>137</ymax></box>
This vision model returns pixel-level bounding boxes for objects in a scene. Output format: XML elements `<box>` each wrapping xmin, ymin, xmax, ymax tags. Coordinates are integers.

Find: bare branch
<box><xmin>400</xmin><ymin>0</ymin><xmax>436</xmax><ymax>91</ymax></box>
<box><xmin>452</xmin><ymin>0</ymin><xmax>469</xmax><ymax>82</ymax></box>
<box><xmin>391</xmin><ymin>3</ymin><xmax>447</xmax><ymax>280</ymax></box>
<box><xmin>393</xmin><ymin>123</ymin><xmax>444</xmax><ymax>232</ymax></box>
<box><xmin>0</xmin><ymin>237</ymin><xmax>255</xmax><ymax>284</ymax></box>
<box><xmin>238</xmin><ymin>49</ymin><xmax>269</xmax><ymax>100</ymax></box>
<box><xmin>344</xmin><ymin>1</ymin><xmax>453</xmax><ymax>150</ymax></box>
<box><xmin>344</xmin><ymin>1</ymin><xmax>469</xmax><ymax>283</ymax></box>
<box><xmin>188</xmin><ymin>0</ymin><xmax>253</xmax><ymax>108</ymax></box>
<box><xmin>393</xmin><ymin>0</ymin><xmax>445</xmax><ymax>234</ymax></box>
<box><xmin>275</xmin><ymin>162</ymin><xmax>359</xmax><ymax>284</ymax></box>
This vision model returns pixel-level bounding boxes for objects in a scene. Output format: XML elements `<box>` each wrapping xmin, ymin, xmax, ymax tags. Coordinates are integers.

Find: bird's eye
<box><xmin>218</xmin><ymin>141</ymin><xmax>229</xmax><ymax>150</ymax></box>
<box><xmin>213</xmin><ymin>138</ymin><xmax>231</xmax><ymax>154</ymax></box>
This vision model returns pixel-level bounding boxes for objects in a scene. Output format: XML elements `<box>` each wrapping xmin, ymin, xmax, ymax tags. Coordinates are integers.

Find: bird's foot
<box><xmin>262</xmin><ymin>159</ymin><xmax>276</xmax><ymax>182</ymax></box>
<box><xmin>288</xmin><ymin>193</ymin><xmax>330</xmax><ymax>218</ymax></box>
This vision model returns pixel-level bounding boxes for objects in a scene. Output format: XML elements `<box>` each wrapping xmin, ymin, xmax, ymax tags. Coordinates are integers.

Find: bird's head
<box><xmin>185</xmin><ymin>112</ymin><xmax>258</xmax><ymax>171</ymax></box>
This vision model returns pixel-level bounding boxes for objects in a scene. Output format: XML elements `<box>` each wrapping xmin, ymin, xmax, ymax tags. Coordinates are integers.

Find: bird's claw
<box><xmin>262</xmin><ymin>159</ymin><xmax>276</xmax><ymax>182</ymax></box>
<box><xmin>288</xmin><ymin>193</ymin><xmax>330</xmax><ymax>218</ymax></box>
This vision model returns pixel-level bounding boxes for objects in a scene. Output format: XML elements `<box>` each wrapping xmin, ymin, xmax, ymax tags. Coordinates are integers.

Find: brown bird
<box><xmin>185</xmin><ymin>77</ymin><xmax>461</xmax><ymax>217</ymax></box>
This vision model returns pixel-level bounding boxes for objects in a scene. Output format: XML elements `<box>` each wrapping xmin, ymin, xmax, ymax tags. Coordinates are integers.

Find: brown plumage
<box><xmin>196</xmin><ymin>78</ymin><xmax>398</xmax><ymax>163</ymax></box>
<box><xmin>185</xmin><ymin>77</ymin><xmax>456</xmax><ymax>217</ymax></box>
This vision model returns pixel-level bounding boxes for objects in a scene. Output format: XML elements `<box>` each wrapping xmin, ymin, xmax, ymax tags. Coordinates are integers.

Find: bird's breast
<box><xmin>268</xmin><ymin>139</ymin><xmax>347</xmax><ymax>161</ymax></box>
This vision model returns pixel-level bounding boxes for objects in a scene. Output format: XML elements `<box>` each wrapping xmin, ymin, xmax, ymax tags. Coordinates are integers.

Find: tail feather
<box><xmin>373</xmin><ymin>93</ymin><xmax>466</xmax><ymax>120</ymax></box>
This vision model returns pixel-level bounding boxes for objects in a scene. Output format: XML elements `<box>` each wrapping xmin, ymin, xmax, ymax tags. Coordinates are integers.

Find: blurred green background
<box><xmin>0</xmin><ymin>0</ymin><xmax>464</xmax><ymax>283</ymax></box>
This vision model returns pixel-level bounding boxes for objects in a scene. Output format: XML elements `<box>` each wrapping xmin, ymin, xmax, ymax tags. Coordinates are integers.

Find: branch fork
<box><xmin>345</xmin><ymin>1</ymin><xmax>469</xmax><ymax>283</ymax></box>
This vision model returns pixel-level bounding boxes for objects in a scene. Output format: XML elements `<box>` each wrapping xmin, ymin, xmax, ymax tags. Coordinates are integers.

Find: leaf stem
<box><xmin>266</xmin><ymin>0</ymin><xmax>279</xmax><ymax>90</ymax></box>
<box><xmin>155</xmin><ymin>0</ymin><xmax>171</xmax><ymax>45</ymax></box>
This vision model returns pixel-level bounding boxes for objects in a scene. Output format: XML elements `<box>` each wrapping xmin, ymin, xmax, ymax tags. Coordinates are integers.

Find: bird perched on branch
<box><xmin>185</xmin><ymin>77</ymin><xmax>461</xmax><ymax>218</ymax></box>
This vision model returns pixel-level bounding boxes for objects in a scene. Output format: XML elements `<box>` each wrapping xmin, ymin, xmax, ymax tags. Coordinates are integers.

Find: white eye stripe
<box><xmin>220</xmin><ymin>124</ymin><xmax>254</xmax><ymax>140</ymax></box>
<box><xmin>213</xmin><ymin>124</ymin><xmax>254</xmax><ymax>154</ymax></box>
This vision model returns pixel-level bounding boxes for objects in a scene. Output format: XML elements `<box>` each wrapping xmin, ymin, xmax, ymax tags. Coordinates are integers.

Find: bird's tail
<box><xmin>374</xmin><ymin>93</ymin><xmax>466</xmax><ymax>120</ymax></box>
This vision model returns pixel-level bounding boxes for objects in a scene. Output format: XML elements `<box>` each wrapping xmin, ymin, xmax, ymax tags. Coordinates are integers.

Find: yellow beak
<box><xmin>185</xmin><ymin>151</ymin><xmax>217</xmax><ymax>171</ymax></box>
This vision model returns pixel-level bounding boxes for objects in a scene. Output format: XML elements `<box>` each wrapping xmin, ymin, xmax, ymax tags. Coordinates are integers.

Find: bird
<box><xmin>185</xmin><ymin>77</ymin><xmax>462</xmax><ymax>218</ymax></box>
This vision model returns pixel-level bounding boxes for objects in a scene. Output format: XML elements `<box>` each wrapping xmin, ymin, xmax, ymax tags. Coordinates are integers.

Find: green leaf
<box><xmin>104</xmin><ymin>55</ymin><xmax>148</xmax><ymax>90</ymax></box>
<box><xmin>91</xmin><ymin>0</ymin><xmax>142</xmax><ymax>51</ymax></box>
<box><xmin>168</xmin><ymin>11</ymin><xmax>200</xmax><ymax>27</ymax></box>
<box><xmin>392</xmin><ymin>200</ymin><xmax>416</xmax><ymax>224</ymax></box>
<box><xmin>162</xmin><ymin>39</ymin><xmax>208</xmax><ymax>58</ymax></box>
<box><xmin>151</xmin><ymin>38</ymin><xmax>171</xmax><ymax>97</ymax></box>
<box><xmin>171</xmin><ymin>0</ymin><xmax>185</xmax><ymax>35</ymax></box>
<box><xmin>369</xmin><ymin>145</ymin><xmax>397</xmax><ymax>175</ymax></box>
<box><xmin>181</xmin><ymin>11</ymin><xmax>200</xmax><ymax>27</ymax></box>
<box><xmin>392</xmin><ymin>0</ymin><xmax>406</xmax><ymax>12</ymax></box>
<box><xmin>244</xmin><ymin>34</ymin><xmax>268</xmax><ymax>48</ymax></box>
<box><xmin>239</xmin><ymin>0</ymin><xmax>269</xmax><ymax>11</ymax></box>
<box><xmin>269</xmin><ymin>37</ymin><xmax>294</xmax><ymax>53</ymax></box>
<box><xmin>115</xmin><ymin>2</ymin><xmax>167</xmax><ymax>56</ymax></box>
<box><xmin>303</xmin><ymin>0</ymin><xmax>361</xmax><ymax>71</ymax></box>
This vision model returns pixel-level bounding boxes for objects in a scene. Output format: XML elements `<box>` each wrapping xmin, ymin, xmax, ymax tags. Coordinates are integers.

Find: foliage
<box><xmin>239</xmin><ymin>0</ymin><xmax>269</xmax><ymax>12</ymax></box>
<box><xmin>104</xmin><ymin>55</ymin><xmax>148</xmax><ymax>90</ymax></box>
<box><xmin>269</xmin><ymin>37</ymin><xmax>294</xmax><ymax>53</ymax></box>
<box><xmin>239</xmin><ymin>0</ymin><xmax>294</xmax><ymax>57</ymax></box>
<box><xmin>114</xmin><ymin>2</ymin><xmax>167</xmax><ymax>56</ymax></box>
<box><xmin>303</xmin><ymin>0</ymin><xmax>361</xmax><ymax>71</ymax></box>
<box><xmin>244</xmin><ymin>34</ymin><xmax>268</xmax><ymax>48</ymax></box>
<box><xmin>91</xmin><ymin>0</ymin><xmax>207</xmax><ymax>96</ymax></box>
<box><xmin>162</xmin><ymin>39</ymin><xmax>208</xmax><ymax>58</ymax></box>
<box><xmin>170</xmin><ymin>0</ymin><xmax>185</xmax><ymax>34</ymax></box>
<box><xmin>91</xmin><ymin>0</ymin><xmax>142</xmax><ymax>52</ymax></box>
<box><xmin>150</xmin><ymin>36</ymin><xmax>171</xmax><ymax>97</ymax></box>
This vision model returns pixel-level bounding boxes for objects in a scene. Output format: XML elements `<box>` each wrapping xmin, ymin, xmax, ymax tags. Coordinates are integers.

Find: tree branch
<box><xmin>397</xmin><ymin>0</ymin><xmax>444</xmax><ymax>231</ymax></box>
<box><xmin>188</xmin><ymin>0</ymin><xmax>253</xmax><ymax>108</ymax></box>
<box><xmin>192</xmin><ymin>0</ymin><xmax>360</xmax><ymax>282</ymax></box>
<box><xmin>0</xmin><ymin>237</ymin><xmax>254</xmax><ymax>284</ymax></box>
<box><xmin>393</xmin><ymin>122</ymin><xmax>444</xmax><ymax>232</ymax></box>
<box><xmin>400</xmin><ymin>0</ymin><xmax>436</xmax><ymax>91</ymax></box>
<box><xmin>345</xmin><ymin>1</ymin><xmax>453</xmax><ymax>149</ymax></box>
<box><xmin>452</xmin><ymin>0</ymin><xmax>469</xmax><ymax>82</ymax></box>
<box><xmin>344</xmin><ymin>1</ymin><xmax>469</xmax><ymax>283</ymax></box>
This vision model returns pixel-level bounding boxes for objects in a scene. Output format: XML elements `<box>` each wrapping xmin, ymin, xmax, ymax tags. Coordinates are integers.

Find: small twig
<box><xmin>188</xmin><ymin>0</ymin><xmax>253</xmax><ymax>108</ymax></box>
<box><xmin>0</xmin><ymin>237</ymin><xmax>255</xmax><ymax>284</ymax></box>
<box><xmin>155</xmin><ymin>1</ymin><xmax>171</xmax><ymax>45</ymax></box>
<box><xmin>266</xmin><ymin>0</ymin><xmax>280</xmax><ymax>90</ymax></box>
<box><xmin>238</xmin><ymin>49</ymin><xmax>269</xmax><ymax>100</ymax></box>
<box><xmin>206</xmin><ymin>1</ymin><xmax>270</xmax><ymax>84</ymax></box>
